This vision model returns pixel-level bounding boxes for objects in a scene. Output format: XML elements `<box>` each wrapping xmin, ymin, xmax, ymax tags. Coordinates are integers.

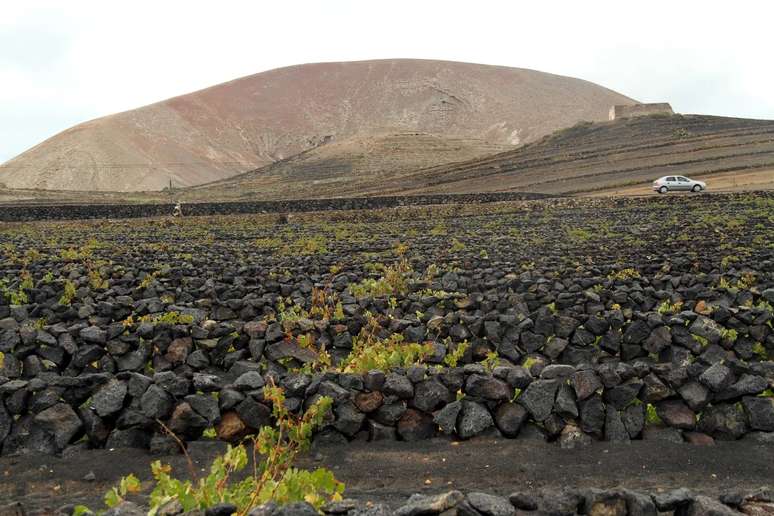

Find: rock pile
<box><xmin>1</xmin><ymin>193</ymin><xmax>773</xmax><ymax>456</ymax></box>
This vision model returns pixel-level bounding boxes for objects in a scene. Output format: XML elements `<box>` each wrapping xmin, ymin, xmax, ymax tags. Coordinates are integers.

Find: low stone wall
<box><xmin>1</xmin><ymin>307</ymin><xmax>773</xmax><ymax>457</ymax></box>
<box><xmin>0</xmin><ymin>192</ymin><xmax>551</xmax><ymax>222</ymax></box>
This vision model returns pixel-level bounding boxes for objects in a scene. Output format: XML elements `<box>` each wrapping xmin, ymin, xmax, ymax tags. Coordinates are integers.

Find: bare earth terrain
<box><xmin>589</xmin><ymin>168</ymin><xmax>774</xmax><ymax>196</ymax></box>
<box><xmin>383</xmin><ymin>114</ymin><xmax>774</xmax><ymax>197</ymax></box>
<box><xmin>2</xmin><ymin>439</ymin><xmax>772</xmax><ymax>514</ymax></box>
<box><xmin>181</xmin><ymin>133</ymin><xmax>511</xmax><ymax>202</ymax></box>
<box><xmin>0</xmin><ymin>59</ymin><xmax>634</xmax><ymax>192</ymax></box>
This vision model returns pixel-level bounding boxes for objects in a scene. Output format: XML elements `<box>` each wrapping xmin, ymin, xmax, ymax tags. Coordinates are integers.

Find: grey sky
<box><xmin>2</xmin><ymin>0</ymin><xmax>773</xmax><ymax>163</ymax></box>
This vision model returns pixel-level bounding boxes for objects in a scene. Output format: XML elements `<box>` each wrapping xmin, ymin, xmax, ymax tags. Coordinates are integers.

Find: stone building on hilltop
<box><xmin>609</xmin><ymin>103</ymin><xmax>674</xmax><ymax>120</ymax></box>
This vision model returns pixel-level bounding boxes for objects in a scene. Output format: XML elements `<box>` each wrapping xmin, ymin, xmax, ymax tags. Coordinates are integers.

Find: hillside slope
<box><xmin>181</xmin><ymin>133</ymin><xmax>510</xmax><ymax>200</ymax></box>
<box><xmin>377</xmin><ymin>114</ymin><xmax>774</xmax><ymax>196</ymax></box>
<box><xmin>0</xmin><ymin>59</ymin><xmax>635</xmax><ymax>192</ymax></box>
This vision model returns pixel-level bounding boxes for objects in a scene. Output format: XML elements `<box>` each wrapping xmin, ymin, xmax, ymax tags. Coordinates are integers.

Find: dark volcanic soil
<box><xmin>2</xmin><ymin>192</ymin><xmax>774</xmax><ymax>515</ymax></box>
<box><xmin>2</xmin><ymin>438</ymin><xmax>772</xmax><ymax>514</ymax></box>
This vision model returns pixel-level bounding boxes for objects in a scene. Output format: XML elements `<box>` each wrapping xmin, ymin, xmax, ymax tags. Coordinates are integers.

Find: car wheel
<box><xmin>658</xmin><ymin>186</ymin><xmax>668</xmax><ymax>194</ymax></box>
<box><xmin>692</xmin><ymin>185</ymin><xmax>702</xmax><ymax>192</ymax></box>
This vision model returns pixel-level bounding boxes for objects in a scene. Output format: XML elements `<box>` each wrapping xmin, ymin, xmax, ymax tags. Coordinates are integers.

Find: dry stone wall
<box><xmin>0</xmin><ymin>192</ymin><xmax>550</xmax><ymax>222</ymax></box>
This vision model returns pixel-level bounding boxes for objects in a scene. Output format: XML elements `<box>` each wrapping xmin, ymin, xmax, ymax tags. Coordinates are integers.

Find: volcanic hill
<box><xmin>0</xmin><ymin>59</ymin><xmax>635</xmax><ymax>192</ymax></box>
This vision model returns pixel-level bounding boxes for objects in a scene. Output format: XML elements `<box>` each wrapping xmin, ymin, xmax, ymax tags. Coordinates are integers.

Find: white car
<box><xmin>653</xmin><ymin>175</ymin><xmax>706</xmax><ymax>194</ymax></box>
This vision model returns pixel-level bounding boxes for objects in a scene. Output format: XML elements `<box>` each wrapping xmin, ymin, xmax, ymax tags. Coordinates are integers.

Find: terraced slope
<box><xmin>378</xmin><ymin>114</ymin><xmax>774</xmax><ymax>195</ymax></box>
<box><xmin>182</xmin><ymin>133</ymin><xmax>510</xmax><ymax>201</ymax></box>
<box><xmin>0</xmin><ymin>59</ymin><xmax>635</xmax><ymax>192</ymax></box>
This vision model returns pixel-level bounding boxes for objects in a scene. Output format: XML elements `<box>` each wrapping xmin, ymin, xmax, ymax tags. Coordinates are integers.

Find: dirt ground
<box><xmin>585</xmin><ymin>169</ymin><xmax>774</xmax><ymax>197</ymax></box>
<box><xmin>1</xmin><ymin>438</ymin><xmax>772</xmax><ymax>514</ymax></box>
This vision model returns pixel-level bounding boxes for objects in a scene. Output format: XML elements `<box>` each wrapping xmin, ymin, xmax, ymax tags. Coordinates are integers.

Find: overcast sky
<box><xmin>2</xmin><ymin>0</ymin><xmax>773</xmax><ymax>163</ymax></box>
